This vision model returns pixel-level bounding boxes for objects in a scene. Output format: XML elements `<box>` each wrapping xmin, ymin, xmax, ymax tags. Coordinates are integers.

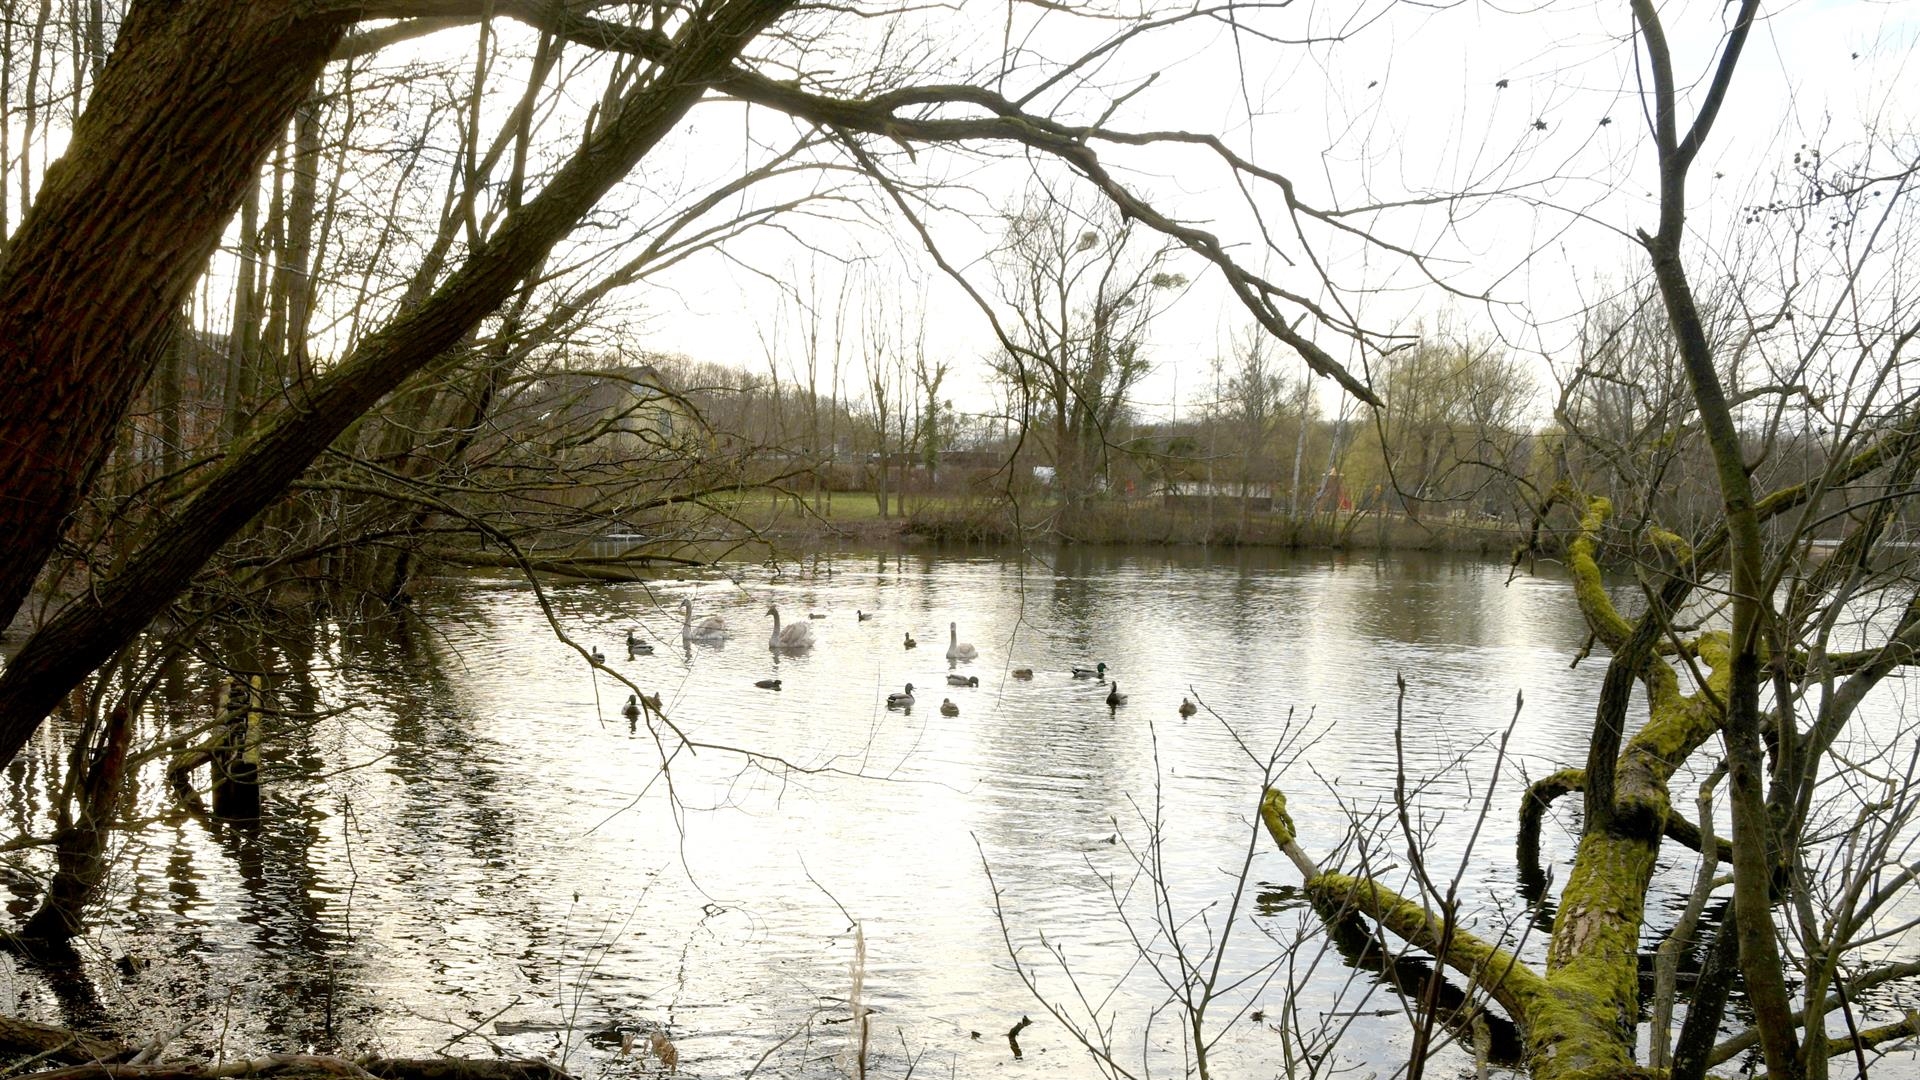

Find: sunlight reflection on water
<box><xmin>11</xmin><ymin>545</ymin><xmax>1907</xmax><ymax>1078</ymax></box>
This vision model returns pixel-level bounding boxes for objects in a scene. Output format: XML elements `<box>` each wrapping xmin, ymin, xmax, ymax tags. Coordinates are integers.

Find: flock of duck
<box><xmin>604</xmin><ymin>596</ymin><xmax>1200</xmax><ymax>720</ymax></box>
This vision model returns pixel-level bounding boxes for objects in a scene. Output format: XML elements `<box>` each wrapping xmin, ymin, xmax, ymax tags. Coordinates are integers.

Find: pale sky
<box><xmin>614</xmin><ymin>0</ymin><xmax>1918</xmax><ymax>424</ymax></box>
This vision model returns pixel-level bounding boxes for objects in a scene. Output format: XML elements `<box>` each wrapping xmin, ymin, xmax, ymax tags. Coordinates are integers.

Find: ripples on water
<box><xmin>1</xmin><ymin>546</ymin><xmax>1910</xmax><ymax>1077</ymax></box>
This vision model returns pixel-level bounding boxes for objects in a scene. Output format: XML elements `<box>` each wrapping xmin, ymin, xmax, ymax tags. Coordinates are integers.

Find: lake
<box><xmin>0</xmin><ymin>545</ymin><xmax>1896</xmax><ymax>1077</ymax></box>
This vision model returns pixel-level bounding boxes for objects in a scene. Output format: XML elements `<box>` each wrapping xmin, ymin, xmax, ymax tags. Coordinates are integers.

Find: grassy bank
<box><xmin>719</xmin><ymin>490</ymin><xmax>1529</xmax><ymax>554</ymax></box>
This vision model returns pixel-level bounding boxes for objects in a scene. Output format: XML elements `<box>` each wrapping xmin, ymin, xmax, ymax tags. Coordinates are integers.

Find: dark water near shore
<box><xmin>2</xmin><ymin>546</ymin><xmax>1913</xmax><ymax>1077</ymax></box>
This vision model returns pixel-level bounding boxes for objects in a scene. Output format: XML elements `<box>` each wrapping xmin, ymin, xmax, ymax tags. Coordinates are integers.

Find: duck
<box><xmin>809</xmin><ymin>612</ymin><xmax>829</xmax><ymax>619</ymax></box>
<box><xmin>766</xmin><ymin>605</ymin><xmax>816</xmax><ymax>650</ymax></box>
<box><xmin>946</xmin><ymin>622</ymin><xmax>978</xmax><ymax>661</ymax></box>
<box><xmin>679</xmin><ymin>597</ymin><xmax>728</xmax><ymax>643</ymax></box>
<box><xmin>1106</xmin><ymin>681</ymin><xmax>1129</xmax><ymax>708</ymax></box>
<box><xmin>857</xmin><ymin>610</ymin><xmax>875</xmax><ymax>621</ymax></box>
<box><xmin>1071</xmin><ymin>662</ymin><xmax>1107</xmax><ymax>680</ymax></box>
<box><xmin>622</xmin><ymin>694</ymin><xmax>641</xmax><ymax>720</ymax></box>
<box><xmin>903</xmin><ymin>632</ymin><xmax>917</xmax><ymax>649</ymax></box>
<box><xmin>947</xmin><ymin>674</ymin><xmax>979</xmax><ymax>687</ymax></box>
<box><xmin>754</xmin><ymin>678</ymin><xmax>782</xmax><ymax>690</ymax></box>
<box><xmin>626</xmin><ymin>629</ymin><xmax>653</xmax><ymax>656</ymax></box>
<box><xmin>1012</xmin><ymin>668</ymin><xmax>1033</xmax><ymax>680</ymax></box>
<box><xmin>640</xmin><ymin>691</ymin><xmax>662</xmax><ymax>712</ymax></box>
<box><xmin>1179</xmin><ymin>697</ymin><xmax>1197</xmax><ymax>717</ymax></box>
<box><xmin>886</xmin><ymin>683</ymin><xmax>916</xmax><ymax>709</ymax></box>
<box><xmin>940</xmin><ymin>699</ymin><xmax>959</xmax><ymax>717</ymax></box>
<box><xmin>589</xmin><ymin>646</ymin><xmax>606</xmax><ymax>666</ymax></box>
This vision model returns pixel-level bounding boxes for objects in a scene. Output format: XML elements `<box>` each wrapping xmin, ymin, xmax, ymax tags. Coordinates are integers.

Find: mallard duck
<box><xmin>946</xmin><ymin>621</ymin><xmax>978</xmax><ymax>661</ymax></box>
<box><xmin>947</xmin><ymin>674</ymin><xmax>979</xmax><ymax>687</ymax></box>
<box><xmin>1106</xmin><ymin>681</ymin><xmax>1128</xmax><ymax>708</ymax></box>
<box><xmin>766</xmin><ymin>605</ymin><xmax>815</xmax><ymax>650</ymax></box>
<box><xmin>623</xmin><ymin>694</ymin><xmax>641</xmax><ymax>720</ymax></box>
<box><xmin>754</xmin><ymin>678</ymin><xmax>782</xmax><ymax>690</ymax></box>
<box><xmin>857</xmin><ymin>610</ymin><xmax>875</xmax><ymax>621</ymax></box>
<box><xmin>903</xmin><ymin>632</ymin><xmax>916</xmax><ymax>649</ymax></box>
<box><xmin>1012</xmin><ymin>668</ymin><xmax>1033</xmax><ymax>680</ymax></box>
<box><xmin>809</xmin><ymin>612</ymin><xmax>828</xmax><ymax>620</ymax></box>
<box><xmin>886</xmin><ymin>683</ymin><xmax>916</xmax><ymax>708</ymax></box>
<box><xmin>626</xmin><ymin>629</ymin><xmax>654</xmax><ymax>656</ymax></box>
<box><xmin>589</xmin><ymin>646</ymin><xmax>606</xmax><ymax>666</ymax></box>
<box><xmin>1071</xmin><ymin>662</ymin><xmax>1107</xmax><ymax>680</ymax></box>
<box><xmin>940</xmin><ymin>698</ymin><xmax>959</xmax><ymax>717</ymax></box>
<box><xmin>1179</xmin><ymin>697</ymin><xmax>1197</xmax><ymax>717</ymax></box>
<box><xmin>680</xmin><ymin>597</ymin><xmax>728</xmax><ymax>643</ymax></box>
<box><xmin>640</xmin><ymin>692</ymin><xmax>662</xmax><ymax>712</ymax></box>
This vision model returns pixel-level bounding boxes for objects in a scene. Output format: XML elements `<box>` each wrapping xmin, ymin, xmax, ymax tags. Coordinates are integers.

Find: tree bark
<box><xmin>0</xmin><ymin>0</ymin><xmax>348</xmax><ymax>634</ymax></box>
<box><xmin>0</xmin><ymin>0</ymin><xmax>797</xmax><ymax>770</ymax></box>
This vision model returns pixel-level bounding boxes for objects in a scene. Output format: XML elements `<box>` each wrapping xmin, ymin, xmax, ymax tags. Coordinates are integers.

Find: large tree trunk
<box><xmin>0</xmin><ymin>0</ymin><xmax>347</xmax><ymax>634</ymax></box>
<box><xmin>0</xmin><ymin>0</ymin><xmax>797</xmax><ymax>770</ymax></box>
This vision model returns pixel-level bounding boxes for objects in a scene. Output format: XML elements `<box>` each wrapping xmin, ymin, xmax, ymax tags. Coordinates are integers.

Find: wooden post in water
<box><xmin>211</xmin><ymin>675</ymin><xmax>263</xmax><ymax>820</ymax></box>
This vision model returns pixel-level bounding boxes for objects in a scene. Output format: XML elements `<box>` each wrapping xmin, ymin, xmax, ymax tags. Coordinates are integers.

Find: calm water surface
<box><xmin>3</xmin><ymin>546</ymin><xmax>1900</xmax><ymax>1077</ymax></box>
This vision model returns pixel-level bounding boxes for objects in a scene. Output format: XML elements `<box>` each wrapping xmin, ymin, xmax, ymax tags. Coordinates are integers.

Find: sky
<box><xmin>599</xmin><ymin>0</ymin><xmax>1919</xmax><ymax>425</ymax></box>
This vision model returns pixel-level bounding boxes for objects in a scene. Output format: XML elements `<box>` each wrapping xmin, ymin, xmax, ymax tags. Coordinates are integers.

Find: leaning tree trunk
<box><xmin>0</xmin><ymin>0</ymin><xmax>348</xmax><ymax>635</ymax></box>
<box><xmin>0</xmin><ymin>0</ymin><xmax>799</xmax><ymax>770</ymax></box>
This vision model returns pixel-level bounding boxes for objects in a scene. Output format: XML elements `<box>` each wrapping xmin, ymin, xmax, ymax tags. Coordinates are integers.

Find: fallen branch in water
<box><xmin>0</xmin><ymin>1021</ymin><xmax>574</xmax><ymax>1080</ymax></box>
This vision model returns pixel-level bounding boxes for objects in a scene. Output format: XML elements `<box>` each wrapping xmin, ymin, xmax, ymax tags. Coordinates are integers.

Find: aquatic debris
<box><xmin>649</xmin><ymin>1029</ymin><xmax>679</xmax><ymax>1073</ymax></box>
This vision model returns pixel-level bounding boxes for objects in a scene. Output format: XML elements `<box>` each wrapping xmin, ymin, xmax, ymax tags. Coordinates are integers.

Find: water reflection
<box><xmin>7</xmin><ymin>547</ymin><xmax>1660</xmax><ymax>1075</ymax></box>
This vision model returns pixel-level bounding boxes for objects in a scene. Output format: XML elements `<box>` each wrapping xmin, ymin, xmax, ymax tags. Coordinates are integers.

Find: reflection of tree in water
<box><xmin>1254</xmin><ymin>883</ymin><xmax>1527</xmax><ymax>1065</ymax></box>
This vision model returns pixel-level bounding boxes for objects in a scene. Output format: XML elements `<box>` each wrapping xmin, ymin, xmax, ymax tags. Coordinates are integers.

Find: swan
<box><xmin>1179</xmin><ymin>697</ymin><xmax>1197</xmax><ymax>717</ymax></box>
<box><xmin>626</xmin><ymin>630</ymin><xmax>654</xmax><ymax>656</ymax></box>
<box><xmin>886</xmin><ymin>683</ymin><xmax>916</xmax><ymax>709</ymax></box>
<box><xmin>623</xmin><ymin>694</ymin><xmax>641</xmax><ymax>720</ymax></box>
<box><xmin>903</xmin><ymin>632</ymin><xmax>916</xmax><ymax>649</ymax></box>
<box><xmin>857</xmin><ymin>610</ymin><xmax>875</xmax><ymax>621</ymax></box>
<box><xmin>679</xmin><ymin>597</ymin><xmax>728</xmax><ymax>643</ymax></box>
<box><xmin>754</xmin><ymin>678</ymin><xmax>782</xmax><ymax>690</ymax></box>
<box><xmin>1071</xmin><ymin>663</ymin><xmax>1106</xmax><ymax>680</ymax></box>
<box><xmin>1012</xmin><ymin>668</ymin><xmax>1034</xmax><ymax>680</ymax></box>
<box><xmin>946</xmin><ymin>622</ymin><xmax>978</xmax><ymax>661</ymax></box>
<box><xmin>946</xmin><ymin>674</ymin><xmax>979</xmax><ymax>687</ymax></box>
<box><xmin>940</xmin><ymin>699</ymin><xmax>959</xmax><ymax>717</ymax></box>
<box><xmin>1106</xmin><ymin>681</ymin><xmax>1128</xmax><ymax>708</ymax></box>
<box><xmin>766</xmin><ymin>605</ymin><xmax>815</xmax><ymax>650</ymax></box>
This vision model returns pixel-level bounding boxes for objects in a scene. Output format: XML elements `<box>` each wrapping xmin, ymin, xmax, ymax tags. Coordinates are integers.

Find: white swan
<box><xmin>766</xmin><ymin>605</ymin><xmax>815</xmax><ymax>650</ymax></box>
<box><xmin>946</xmin><ymin>622</ymin><xmax>978</xmax><ymax>661</ymax></box>
<box><xmin>679</xmin><ymin>597</ymin><xmax>728</xmax><ymax>643</ymax></box>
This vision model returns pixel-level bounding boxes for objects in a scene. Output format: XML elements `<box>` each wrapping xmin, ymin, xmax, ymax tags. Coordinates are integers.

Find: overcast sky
<box><xmin>601</xmin><ymin>0</ymin><xmax>1916</xmax><ymax>423</ymax></box>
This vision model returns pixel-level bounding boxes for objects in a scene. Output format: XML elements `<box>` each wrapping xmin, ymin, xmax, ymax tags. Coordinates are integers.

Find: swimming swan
<box><xmin>766</xmin><ymin>606</ymin><xmax>816</xmax><ymax>650</ymax></box>
<box><xmin>680</xmin><ymin>597</ymin><xmax>728</xmax><ymax>643</ymax></box>
<box><xmin>886</xmin><ymin>683</ymin><xmax>916</xmax><ymax>708</ymax></box>
<box><xmin>946</xmin><ymin>622</ymin><xmax>978</xmax><ymax>661</ymax></box>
